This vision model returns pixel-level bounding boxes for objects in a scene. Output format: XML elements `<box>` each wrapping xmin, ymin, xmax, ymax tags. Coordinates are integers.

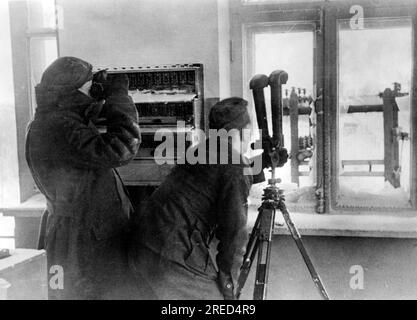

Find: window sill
<box><xmin>3</xmin><ymin>194</ymin><xmax>417</xmax><ymax>238</ymax></box>
<box><xmin>1</xmin><ymin>194</ymin><xmax>45</xmax><ymax>218</ymax></box>
<box><xmin>248</xmin><ymin>204</ymin><xmax>417</xmax><ymax>238</ymax></box>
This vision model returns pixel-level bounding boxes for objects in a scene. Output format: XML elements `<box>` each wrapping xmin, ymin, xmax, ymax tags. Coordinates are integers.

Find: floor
<box><xmin>2</xmin><ymin>212</ymin><xmax>417</xmax><ymax>300</ymax></box>
<box><xmin>239</xmin><ymin>235</ymin><xmax>417</xmax><ymax>300</ymax></box>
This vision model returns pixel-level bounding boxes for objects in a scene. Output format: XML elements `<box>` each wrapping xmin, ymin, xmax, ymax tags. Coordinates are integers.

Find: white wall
<box><xmin>217</xmin><ymin>0</ymin><xmax>231</xmax><ymax>99</ymax></box>
<box><xmin>57</xmin><ymin>0</ymin><xmax>230</xmax><ymax>99</ymax></box>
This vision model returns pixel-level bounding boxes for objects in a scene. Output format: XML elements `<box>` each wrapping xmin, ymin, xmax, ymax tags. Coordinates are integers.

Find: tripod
<box><xmin>236</xmin><ymin>70</ymin><xmax>330</xmax><ymax>300</ymax></box>
<box><xmin>236</xmin><ymin>163</ymin><xmax>330</xmax><ymax>300</ymax></box>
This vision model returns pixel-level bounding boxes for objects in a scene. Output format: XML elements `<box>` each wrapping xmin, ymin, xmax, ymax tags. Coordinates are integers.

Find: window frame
<box><xmin>26</xmin><ymin>0</ymin><xmax>59</xmax><ymax>118</ymax></box>
<box><xmin>324</xmin><ymin>2</ymin><xmax>417</xmax><ymax>212</ymax></box>
<box><xmin>230</xmin><ymin>0</ymin><xmax>417</xmax><ymax>213</ymax></box>
<box><xmin>8</xmin><ymin>0</ymin><xmax>59</xmax><ymax>202</ymax></box>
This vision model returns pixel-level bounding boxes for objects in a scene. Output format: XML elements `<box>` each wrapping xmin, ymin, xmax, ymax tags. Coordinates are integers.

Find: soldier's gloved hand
<box><xmin>90</xmin><ymin>70</ymin><xmax>108</xmax><ymax>101</ymax></box>
<box><xmin>250</xmin><ymin>138</ymin><xmax>271</xmax><ymax>169</ymax></box>
<box><xmin>107</xmin><ymin>73</ymin><xmax>129</xmax><ymax>96</ymax></box>
<box><xmin>84</xmin><ymin>99</ymin><xmax>105</xmax><ymax>124</ymax></box>
<box><xmin>276</xmin><ymin>147</ymin><xmax>289</xmax><ymax>167</ymax></box>
<box><xmin>101</xmin><ymin>73</ymin><xmax>137</xmax><ymax>122</ymax></box>
<box><xmin>218</xmin><ymin>271</ymin><xmax>236</xmax><ymax>300</ymax></box>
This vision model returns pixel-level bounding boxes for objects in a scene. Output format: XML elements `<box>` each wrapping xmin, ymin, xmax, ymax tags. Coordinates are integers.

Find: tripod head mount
<box><xmin>268</xmin><ymin>178</ymin><xmax>281</xmax><ymax>186</ymax></box>
<box><xmin>261</xmin><ymin>183</ymin><xmax>284</xmax><ymax>210</ymax></box>
<box><xmin>263</xmin><ymin>148</ymin><xmax>285</xmax><ymax>208</ymax></box>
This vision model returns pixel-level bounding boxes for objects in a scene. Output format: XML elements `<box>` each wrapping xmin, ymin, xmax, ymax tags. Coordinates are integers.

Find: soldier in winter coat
<box><xmin>26</xmin><ymin>56</ymin><xmax>141</xmax><ymax>299</ymax></box>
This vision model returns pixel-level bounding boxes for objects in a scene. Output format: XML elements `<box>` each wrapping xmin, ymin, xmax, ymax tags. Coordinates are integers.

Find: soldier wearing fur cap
<box><xmin>26</xmin><ymin>56</ymin><xmax>141</xmax><ymax>299</ymax></box>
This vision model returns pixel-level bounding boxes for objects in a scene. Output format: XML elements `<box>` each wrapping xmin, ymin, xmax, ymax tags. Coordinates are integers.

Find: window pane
<box><xmin>255</xmin><ymin>31</ymin><xmax>313</xmax><ymax>94</ymax></box>
<box><xmin>337</xmin><ymin>18</ymin><xmax>412</xmax><ymax>209</ymax></box>
<box><xmin>29</xmin><ymin>37</ymin><xmax>58</xmax><ymax>113</ymax></box>
<box><xmin>28</xmin><ymin>0</ymin><xmax>56</xmax><ymax>29</ymax></box>
<box><xmin>250</xmin><ymin>24</ymin><xmax>316</xmax><ymax>210</ymax></box>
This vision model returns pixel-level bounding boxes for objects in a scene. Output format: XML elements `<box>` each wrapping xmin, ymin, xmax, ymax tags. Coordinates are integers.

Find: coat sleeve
<box><xmin>59</xmin><ymin>93</ymin><xmax>141</xmax><ymax>169</ymax></box>
<box><xmin>215</xmin><ymin>165</ymin><xmax>251</xmax><ymax>299</ymax></box>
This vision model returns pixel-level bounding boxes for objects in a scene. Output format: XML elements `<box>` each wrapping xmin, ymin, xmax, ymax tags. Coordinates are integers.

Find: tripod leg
<box><xmin>237</xmin><ymin>235</ymin><xmax>260</xmax><ymax>298</ymax></box>
<box><xmin>243</xmin><ymin>209</ymin><xmax>262</xmax><ymax>263</ymax></box>
<box><xmin>253</xmin><ymin>207</ymin><xmax>276</xmax><ymax>300</ymax></box>
<box><xmin>279</xmin><ymin>202</ymin><xmax>330</xmax><ymax>300</ymax></box>
<box><xmin>237</xmin><ymin>210</ymin><xmax>262</xmax><ymax>298</ymax></box>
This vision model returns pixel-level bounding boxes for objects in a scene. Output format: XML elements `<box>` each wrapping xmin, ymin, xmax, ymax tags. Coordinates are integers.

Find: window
<box><xmin>7</xmin><ymin>0</ymin><xmax>60</xmax><ymax>203</ymax></box>
<box><xmin>27</xmin><ymin>0</ymin><xmax>59</xmax><ymax>116</ymax></box>
<box><xmin>29</xmin><ymin>36</ymin><xmax>59</xmax><ymax>115</ymax></box>
<box><xmin>337</xmin><ymin>18</ymin><xmax>412</xmax><ymax>209</ymax></box>
<box><xmin>233</xmin><ymin>0</ymin><xmax>417</xmax><ymax>213</ymax></box>
<box><xmin>28</xmin><ymin>0</ymin><xmax>57</xmax><ymax>29</ymax></box>
<box><xmin>245</xmin><ymin>22</ymin><xmax>318</xmax><ymax>211</ymax></box>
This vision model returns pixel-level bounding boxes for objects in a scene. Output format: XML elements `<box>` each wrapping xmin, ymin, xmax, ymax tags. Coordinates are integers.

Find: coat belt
<box><xmin>46</xmin><ymin>200</ymin><xmax>75</xmax><ymax>218</ymax></box>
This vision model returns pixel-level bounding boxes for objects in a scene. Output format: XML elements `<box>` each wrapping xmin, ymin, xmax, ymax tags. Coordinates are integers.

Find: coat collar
<box><xmin>35</xmin><ymin>85</ymin><xmax>94</xmax><ymax>117</ymax></box>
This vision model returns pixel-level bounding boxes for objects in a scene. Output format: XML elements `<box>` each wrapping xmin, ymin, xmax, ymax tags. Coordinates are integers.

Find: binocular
<box><xmin>250</xmin><ymin>70</ymin><xmax>289</xmax><ymax>183</ymax></box>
